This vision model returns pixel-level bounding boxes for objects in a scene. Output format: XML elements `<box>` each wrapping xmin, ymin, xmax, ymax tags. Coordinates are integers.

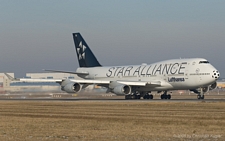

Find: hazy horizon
<box><xmin>1</xmin><ymin>1</ymin><xmax>225</xmax><ymax>77</ymax></box>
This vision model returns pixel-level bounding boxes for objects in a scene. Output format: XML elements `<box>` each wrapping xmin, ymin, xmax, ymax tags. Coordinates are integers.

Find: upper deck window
<box><xmin>199</xmin><ymin>61</ymin><xmax>209</xmax><ymax>64</ymax></box>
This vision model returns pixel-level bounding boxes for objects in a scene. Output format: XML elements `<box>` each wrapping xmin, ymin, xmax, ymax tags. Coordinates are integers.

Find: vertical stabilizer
<box><xmin>73</xmin><ymin>33</ymin><xmax>101</xmax><ymax>67</ymax></box>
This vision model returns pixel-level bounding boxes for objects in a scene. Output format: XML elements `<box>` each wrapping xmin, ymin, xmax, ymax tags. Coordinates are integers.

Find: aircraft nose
<box><xmin>212</xmin><ymin>70</ymin><xmax>220</xmax><ymax>80</ymax></box>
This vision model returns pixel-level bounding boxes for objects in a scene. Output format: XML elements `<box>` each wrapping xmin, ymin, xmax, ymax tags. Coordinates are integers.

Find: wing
<box><xmin>18</xmin><ymin>78</ymin><xmax>110</xmax><ymax>84</ymax></box>
<box><xmin>5</xmin><ymin>73</ymin><xmax>161</xmax><ymax>88</ymax></box>
<box><xmin>115</xmin><ymin>80</ymin><xmax>161</xmax><ymax>86</ymax></box>
<box><xmin>69</xmin><ymin>79</ymin><xmax>162</xmax><ymax>88</ymax></box>
<box><xmin>4</xmin><ymin>73</ymin><xmax>63</xmax><ymax>83</ymax></box>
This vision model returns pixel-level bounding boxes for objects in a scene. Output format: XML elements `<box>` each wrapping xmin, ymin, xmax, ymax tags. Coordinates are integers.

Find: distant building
<box><xmin>0</xmin><ymin>73</ymin><xmax>14</xmax><ymax>87</ymax></box>
<box><xmin>217</xmin><ymin>80</ymin><xmax>225</xmax><ymax>88</ymax></box>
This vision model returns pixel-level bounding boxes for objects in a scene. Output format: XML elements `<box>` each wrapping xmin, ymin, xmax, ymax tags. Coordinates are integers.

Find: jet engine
<box><xmin>209</xmin><ymin>82</ymin><xmax>217</xmax><ymax>90</ymax></box>
<box><xmin>113</xmin><ymin>85</ymin><xmax>131</xmax><ymax>95</ymax></box>
<box><xmin>190</xmin><ymin>82</ymin><xmax>217</xmax><ymax>94</ymax></box>
<box><xmin>61</xmin><ymin>82</ymin><xmax>82</xmax><ymax>93</ymax></box>
<box><xmin>190</xmin><ymin>87</ymin><xmax>209</xmax><ymax>94</ymax></box>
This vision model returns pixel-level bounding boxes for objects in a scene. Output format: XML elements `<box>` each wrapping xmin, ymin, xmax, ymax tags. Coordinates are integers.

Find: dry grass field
<box><xmin>0</xmin><ymin>101</ymin><xmax>224</xmax><ymax>141</ymax></box>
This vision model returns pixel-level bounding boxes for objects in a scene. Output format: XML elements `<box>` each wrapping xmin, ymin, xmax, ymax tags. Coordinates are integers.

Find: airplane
<box><xmin>7</xmin><ymin>33</ymin><xmax>220</xmax><ymax>100</ymax></box>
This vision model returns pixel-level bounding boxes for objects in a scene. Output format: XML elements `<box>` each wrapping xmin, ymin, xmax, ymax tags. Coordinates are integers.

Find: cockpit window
<box><xmin>199</xmin><ymin>61</ymin><xmax>209</xmax><ymax>64</ymax></box>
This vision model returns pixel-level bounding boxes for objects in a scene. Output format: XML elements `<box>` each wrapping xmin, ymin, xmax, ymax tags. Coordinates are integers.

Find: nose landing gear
<box><xmin>197</xmin><ymin>95</ymin><xmax>204</xmax><ymax>99</ymax></box>
<box><xmin>197</xmin><ymin>88</ymin><xmax>205</xmax><ymax>99</ymax></box>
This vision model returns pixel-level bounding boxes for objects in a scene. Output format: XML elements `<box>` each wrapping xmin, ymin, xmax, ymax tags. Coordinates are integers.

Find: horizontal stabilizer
<box><xmin>43</xmin><ymin>69</ymin><xmax>89</xmax><ymax>75</ymax></box>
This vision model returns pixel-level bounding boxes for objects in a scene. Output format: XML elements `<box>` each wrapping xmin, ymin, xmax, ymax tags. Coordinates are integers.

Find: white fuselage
<box><xmin>76</xmin><ymin>58</ymin><xmax>219</xmax><ymax>91</ymax></box>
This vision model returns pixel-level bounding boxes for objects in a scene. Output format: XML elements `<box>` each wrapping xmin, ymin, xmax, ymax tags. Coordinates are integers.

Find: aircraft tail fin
<box><xmin>73</xmin><ymin>33</ymin><xmax>101</xmax><ymax>67</ymax></box>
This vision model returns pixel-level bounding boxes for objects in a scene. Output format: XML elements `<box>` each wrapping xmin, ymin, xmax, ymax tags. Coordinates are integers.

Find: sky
<box><xmin>0</xmin><ymin>0</ymin><xmax>225</xmax><ymax>77</ymax></box>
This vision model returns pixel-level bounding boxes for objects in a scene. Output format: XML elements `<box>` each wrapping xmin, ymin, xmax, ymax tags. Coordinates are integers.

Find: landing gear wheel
<box><xmin>143</xmin><ymin>94</ymin><xmax>153</xmax><ymax>100</ymax></box>
<box><xmin>197</xmin><ymin>95</ymin><xmax>204</xmax><ymax>99</ymax></box>
<box><xmin>167</xmin><ymin>94</ymin><xmax>171</xmax><ymax>99</ymax></box>
<box><xmin>196</xmin><ymin>87</ymin><xmax>205</xmax><ymax>100</ymax></box>
<box><xmin>161</xmin><ymin>91</ymin><xmax>171</xmax><ymax>99</ymax></box>
<box><xmin>135</xmin><ymin>95</ymin><xmax>141</xmax><ymax>99</ymax></box>
<box><xmin>143</xmin><ymin>95</ymin><xmax>147</xmax><ymax>99</ymax></box>
<box><xmin>125</xmin><ymin>94</ymin><xmax>141</xmax><ymax>100</ymax></box>
<box><xmin>131</xmin><ymin>95</ymin><xmax>135</xmax><ymax>99</ymax></box>
<box><xmin>149</xmin><ymin>95</ymin><xmax>153</xmax><ymax>99</ymax></box>
<box><xmin>125</xmin><ymin>95</ymin><xmax>130</xmax><ymax>100</ymax></box>
<box><xmin>161</xmin><ymin>94</ymin><xmax>168</xmax><ymax>99</ymax></box>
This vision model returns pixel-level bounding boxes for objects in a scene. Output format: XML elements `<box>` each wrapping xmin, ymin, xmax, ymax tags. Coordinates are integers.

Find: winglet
<box><xmin>4</xmin><ymin>73</ymin><xmax>19</xmax><ymax>81</ymax></box>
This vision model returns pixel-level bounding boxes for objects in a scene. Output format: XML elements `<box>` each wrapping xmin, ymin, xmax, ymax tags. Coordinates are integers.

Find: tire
<box><xmin>201</xmin><ymin>95</ymin><xmax>204</xmax><ymax>99</ymax></box>
<box><xmin>131</xmin><ymin>95</ymin><xmax>135</xmax><ymax>99</ymax></box>
<box><xmin>143</xmin><ymin>95</ymin><xmax>146</xmax><ymax>99</ymax></box>
<box><xmin>136</xmin><ymin>95</ymin><xmax>141</xmax><ymax>99</ymax></box>
<box><xmin>150</xmin><ymin>95</ymin><xmax>153</xmax><ymax>99</ymax></box>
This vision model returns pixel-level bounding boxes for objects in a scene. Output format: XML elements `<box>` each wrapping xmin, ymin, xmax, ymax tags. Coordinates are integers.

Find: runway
<box><xmin>1</xmin><ymin>97</ymin><xmax>225</xmax><ymax>102</ymax></box>
<box><xmin>1</xmin><ymin>92</ymin><xmax>225</xmax><ymax>102</ymax></box>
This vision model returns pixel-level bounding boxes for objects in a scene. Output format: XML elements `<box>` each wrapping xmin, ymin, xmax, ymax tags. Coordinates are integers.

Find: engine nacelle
<box><xmin>190</xmin><ymin>82</ymin><xmax>217</xmax><ymax>94</ymax></box>
<box><xmin>209</xmin><ymin>82</ymin><xmax>217</xmax><ymax>90</ymax></box>
<box><xmin>113</xmin><ymin>85</ymin><xmax>131</xmax><ymax>95</ymax></box>
<box><xmin>190</xmin><ymin>87</ymin><xmax>209</xmax><ymax>94</ymax></box>
<box><xmin>62</xmin><ymin>82</ymin><xmax>82</xmax><ymax>93</ymax></box>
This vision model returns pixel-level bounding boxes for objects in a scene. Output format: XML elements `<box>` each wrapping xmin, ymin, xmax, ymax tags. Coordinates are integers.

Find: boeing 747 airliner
<box><xmin>10</xmin><ymin>33</ymin><xmax>220</xmax><ymax>99</ymax></box>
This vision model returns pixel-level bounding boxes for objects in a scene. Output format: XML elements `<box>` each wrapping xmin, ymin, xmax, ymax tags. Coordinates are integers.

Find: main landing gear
<box><xmin>125</xmin><ymin>94</ymin><xmax>141</xmax><ymax>100</ymax></box>
<box><xmin>125</xmin><ymin>92</ymin><xmax>153</xmax><ymax>100</ymax></box>
<box><xmin>143</xmin><ymin>93</ymin><xmax>153</xmax><ymax>99</ymax></box>
<box><xmin>160</xmin><ymin>91</ymin><xmax>171</xmax><ymax>99</ymax></box>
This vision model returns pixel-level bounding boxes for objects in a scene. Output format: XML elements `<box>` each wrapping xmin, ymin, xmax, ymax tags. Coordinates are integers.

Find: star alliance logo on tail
<box><xmin>76</xmin><ymin>41</ymin><xmax>86</xmax><ymax>60</ymax></box>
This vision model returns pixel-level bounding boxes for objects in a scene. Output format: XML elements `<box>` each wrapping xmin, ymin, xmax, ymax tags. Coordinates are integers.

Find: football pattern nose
<box><xmin>212</xmin><ymin>70</ymin><xmax>220</xmax><ymax>79</ymax></box>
